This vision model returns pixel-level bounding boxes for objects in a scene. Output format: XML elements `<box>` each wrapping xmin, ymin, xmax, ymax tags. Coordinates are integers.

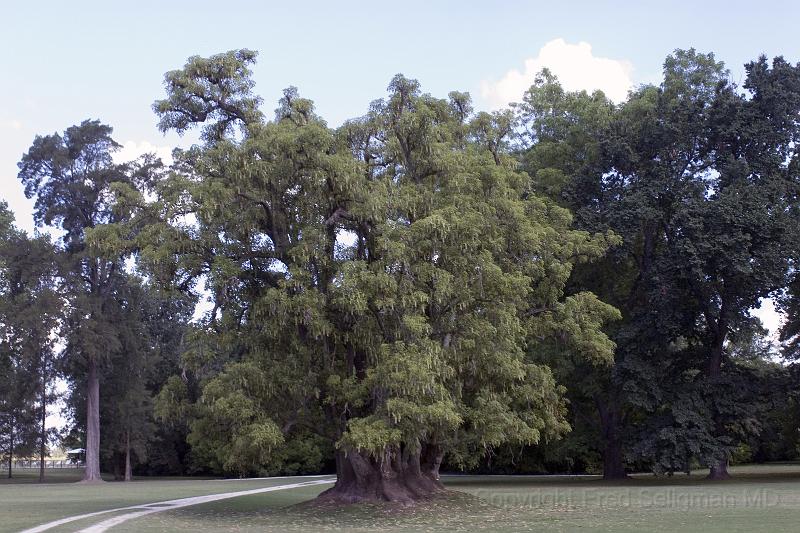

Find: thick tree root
<box><xmin>317</xmin><ymin>447</ymin><xmax>446</xmax><ymax>504</ymax></box>
<box><xmin>317</xmin><ymin>474</ymin><xmax>446</xmax><ymax>505</ymax></box>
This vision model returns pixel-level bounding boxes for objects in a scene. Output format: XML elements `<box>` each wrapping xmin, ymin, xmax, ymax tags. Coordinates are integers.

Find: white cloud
<box><xmin>480</xmin><ymin>38</ymin><xmax>634</xmax><ymax>109</ymax></box>
<box><xmin>114</xmin><ymin>140</ymin><xmax>173</xmax><ymax>166</ymax></box>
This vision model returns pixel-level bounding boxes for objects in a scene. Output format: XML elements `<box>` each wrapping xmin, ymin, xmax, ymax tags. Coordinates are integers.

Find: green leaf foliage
<box><xmin>105</xmin><ymin>51</ymin><xmax>619</xmax><ymax>476</ymax></box>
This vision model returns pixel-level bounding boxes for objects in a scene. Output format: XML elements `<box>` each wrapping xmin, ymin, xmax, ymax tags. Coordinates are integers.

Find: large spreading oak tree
<box><xmin>104</xmin><ymin>50</ymin><xmax>620</xmax><ymax>502</ymax></box>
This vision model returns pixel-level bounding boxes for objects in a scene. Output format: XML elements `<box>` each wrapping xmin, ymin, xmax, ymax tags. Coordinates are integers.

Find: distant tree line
<box><xmin>2</xmin><ymin>48</ymin><xmax>799</xmax><ymax>501</ymax></box>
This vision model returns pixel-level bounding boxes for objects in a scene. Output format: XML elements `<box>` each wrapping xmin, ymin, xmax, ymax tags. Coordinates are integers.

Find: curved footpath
<box><xmin>20</xmin><ymin>477</ymin><xmax>335</xmax><ymax>533</ymax></box>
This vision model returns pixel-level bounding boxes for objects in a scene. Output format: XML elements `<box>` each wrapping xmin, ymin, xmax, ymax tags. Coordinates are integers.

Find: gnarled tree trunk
<box><xmin>318</xmin><ymin>444</ymin><xmax>445</xmax><ymax>504</ymax></box>
<box><xmin>82</xmin><ymin>359</ymin><xmax>103</xmax><ymax>482</ymax></box>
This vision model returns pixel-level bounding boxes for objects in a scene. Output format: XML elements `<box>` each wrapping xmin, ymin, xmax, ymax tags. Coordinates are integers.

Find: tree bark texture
<box><xmin>317</xmin><ymin>444</ymin><xmax>446</xmax><ymax>504</ymax></box>
<box><xmin>124</xmin><ymin>430</ymin><xmax>132</xmax><ymax>482</ymax></box>
<box><xmin>82</xmin><ymin>359</ymin><xmax>103</xmax><ymax>482</ymax></box>
<box><xmin>39</xmin><ymin>361</ymin><xmax>47</xmax><ymax>483</ymax></box>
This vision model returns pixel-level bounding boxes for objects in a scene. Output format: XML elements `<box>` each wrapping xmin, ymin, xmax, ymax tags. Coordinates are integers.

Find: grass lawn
<box><xmin>0</xmin><ymin>473</ymin><xmax>331</xmax><ymax>532</ymax></box>
<box><xmin>4</xmin><ymin>464</ymin><xmax>800</xmax><ymax>532</ymax></box>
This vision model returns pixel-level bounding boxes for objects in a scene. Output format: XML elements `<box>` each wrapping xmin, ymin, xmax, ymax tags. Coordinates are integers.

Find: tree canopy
<box><xmin>518</xmin><ymin>50</ymin><xmax>800</xmax><ymax>479</ymax></box>
<box><xmin>5</xmin><ymin>46</ymin><xmax>800</xmax><ymax>502</ymax></box>
<box><xmin>96</xmin><ymin>50</ymin><xmax>621</xmax><ymax>502</ymax></box>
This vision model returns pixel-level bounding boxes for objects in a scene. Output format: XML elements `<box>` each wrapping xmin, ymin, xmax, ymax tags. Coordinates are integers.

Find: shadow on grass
<box><xmin>85</xmin><ymin>465</ymin><xmax>800</xmax><ymax>533</ymax></box>
<box><xmin>444</xmin><ymin>463</ymin><xmax>800</xmax><ymax>489</ymax></box>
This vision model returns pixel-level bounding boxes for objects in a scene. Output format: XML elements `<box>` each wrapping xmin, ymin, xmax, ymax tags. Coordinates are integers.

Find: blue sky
<box><xmin>1</xmin><ymin>0</ymin><xmax>797</xmax><ymax>333</ymax></box>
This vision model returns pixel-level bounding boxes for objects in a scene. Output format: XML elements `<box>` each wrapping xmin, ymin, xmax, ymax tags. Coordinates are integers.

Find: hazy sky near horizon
<box><xmin>2</xmin><ymin>0</ymin><xmax>797</xmax><ymax>334</ymax></box>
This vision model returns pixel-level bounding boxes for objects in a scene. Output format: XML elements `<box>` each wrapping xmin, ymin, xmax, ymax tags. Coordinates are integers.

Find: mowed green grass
<box><xmin>5</xmin><ymin>465</ymin><xmax>800</xmax><ymax>533</ymax></box>
<box><xmin>0</xmin><ymin>472</ymin><xmax>331</xmax><ymax>532</ymax></box>
<box><xmin>109</xmin><ymin>464</ymin><xmax>800</xmax><ymax>533</ymax></box>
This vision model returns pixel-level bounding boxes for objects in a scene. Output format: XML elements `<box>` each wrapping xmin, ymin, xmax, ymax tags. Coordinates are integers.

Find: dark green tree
<box><xmin>101</xmin><ymin>280</ymin><xmax>191</xmax><ymax>481</ymax></box>
<box><xmin>17</xmin><ymin>121</ymin><xmax>156</xmax><ymax>482</ymax></box>
<box><xmin>518</xmin><ymin>50</ymin><xmax>800</xmax><ymax>479</ymax></box>
<box><xmin>657</xmin><ymin>54</ymin><xmax>800</xmax><ymax>478</ymax></box>
<box><xmin>0</xmin><ymin>202</ymin><xmax>61</xmax><ymax>481</ymax></box>
<box><xmin>514</xmin><ymin>69</ymin><xmax>627</xmax><ymax>478</ymax></box>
